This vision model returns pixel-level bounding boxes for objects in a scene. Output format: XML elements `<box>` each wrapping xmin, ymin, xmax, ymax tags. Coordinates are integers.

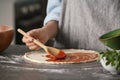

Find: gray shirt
<box><xmin>54</xmin><ymin>0</ymin><xmax>120</xmax><ymax>51</ymax></box>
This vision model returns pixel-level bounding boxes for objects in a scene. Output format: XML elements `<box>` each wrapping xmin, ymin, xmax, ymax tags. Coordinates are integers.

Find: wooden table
<box><xmin>0</xmin><ymin>45</ymin><xmax>120</xmax><ymax>80</ymax></box>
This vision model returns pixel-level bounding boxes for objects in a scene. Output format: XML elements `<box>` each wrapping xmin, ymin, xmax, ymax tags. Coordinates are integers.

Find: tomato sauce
<box><xmin>46</xmin><ymin>52</ymin><xmax>99</xmax><ymax>63</ymax></box>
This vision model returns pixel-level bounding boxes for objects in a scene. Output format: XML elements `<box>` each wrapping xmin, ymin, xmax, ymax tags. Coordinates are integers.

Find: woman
<box><xmin>22</xmin><ymin>0</ymin><xmax>120</xmax><ymax>51</ymax></box>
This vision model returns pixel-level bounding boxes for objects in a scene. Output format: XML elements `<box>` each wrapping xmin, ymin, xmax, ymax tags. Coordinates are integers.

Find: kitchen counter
<box><xmin>0</xmin><ymin>45</ymin><xmax>120</xmax><ymax>80</ymax></box>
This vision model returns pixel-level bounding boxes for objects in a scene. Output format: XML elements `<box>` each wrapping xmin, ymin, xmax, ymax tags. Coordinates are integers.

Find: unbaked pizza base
<box><xmin>24</xmin><ymin>49</ymin><xmax>99</xmax><ymax>64</ymax></box>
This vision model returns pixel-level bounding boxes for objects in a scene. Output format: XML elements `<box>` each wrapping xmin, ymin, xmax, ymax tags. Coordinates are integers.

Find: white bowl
<box><xmin>100</xmin><ymin>57</ymin><xmax>120</xmax><ymax>74</ymax></box>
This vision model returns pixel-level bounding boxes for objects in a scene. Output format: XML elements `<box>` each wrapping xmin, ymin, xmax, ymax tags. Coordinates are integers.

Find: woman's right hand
<box><xmin>22</xmin><ymin>20</ymin><xmax>58</xmax><ymax>50</ymax></box>
<box><xmin>22</xmin><ymin>28</ymin><xmax>49</xmax><ymax>50</ymax></box>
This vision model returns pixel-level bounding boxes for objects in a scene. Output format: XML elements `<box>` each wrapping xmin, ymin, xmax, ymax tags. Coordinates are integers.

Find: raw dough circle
<box><xmin>24</xmin><ymin>49</ymin><xmax>99</xmax><ymax>64</ymax></box>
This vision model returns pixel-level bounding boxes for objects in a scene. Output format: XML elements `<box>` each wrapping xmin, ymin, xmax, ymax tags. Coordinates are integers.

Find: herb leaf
<box><xmin>99</xmin><ymin>49</ymin><xmax>120</xmax><ymax>70</ymax></box>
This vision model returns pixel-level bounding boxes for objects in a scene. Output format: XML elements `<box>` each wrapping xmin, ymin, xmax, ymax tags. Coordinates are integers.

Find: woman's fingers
<box><xmin>21</xmin><ymin>28</ymin><xmax>48</xmax><ymax>50</ymax></box>
<box><xmin>26</xmin><ymin>42</ymin><xmax>34</xmax><ymax>46</ymax></box>
<box><xmin>22</xmin><ymin>34</ymin><xmax>33</xmax><ymax>43</ymax></box>
<box><xmin>24</xmin><ymin>38</ymin><xmax>40</xmax><ymax>50</ymax></box>
<box><xmin>22</xmin><ymin>33</ymin><xmax>40</xmax><ymax>50</ymax></box>
<box><xmin>29</xmin><ymin>45</ymin><xmax>40</xmax><ymax>50</ymax></box>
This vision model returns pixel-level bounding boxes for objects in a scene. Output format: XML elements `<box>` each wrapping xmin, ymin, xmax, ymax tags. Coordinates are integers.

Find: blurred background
<box><xmin>0</xmin><ymin>0</ymin><xmax>48</xmax><ymax>44</ymax></box>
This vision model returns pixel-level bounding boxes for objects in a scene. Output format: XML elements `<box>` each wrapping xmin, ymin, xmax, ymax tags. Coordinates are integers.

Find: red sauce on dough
<box><xmin>46</xmin><ymin>52</ymin><xmax>99</xmax><ymax>63</ymax></box>
<box><xmin>47</xmin><ymin>50</ymin><xmax>66</xmax><ymax>60</ymax></box>
<box><xmin>56</xmin><ymin>50</ymin><xmax>66</xmax><ymax>59</ymax></box>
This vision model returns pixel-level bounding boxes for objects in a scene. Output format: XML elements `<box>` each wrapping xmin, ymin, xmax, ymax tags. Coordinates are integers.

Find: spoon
<box><xmin>17</xmin><ymin>28</ymin><xmax>66</xmax><ymax>59</ymax></box>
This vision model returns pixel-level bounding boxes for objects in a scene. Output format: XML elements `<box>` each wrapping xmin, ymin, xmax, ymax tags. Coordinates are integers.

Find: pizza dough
<box><xmin>24</xmin><ymin>49</ymin><xmax>99</xmax><ymax>64</ymax></box>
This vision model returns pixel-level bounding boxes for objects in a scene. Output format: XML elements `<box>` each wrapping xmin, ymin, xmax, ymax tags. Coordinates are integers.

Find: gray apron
<box><xmin>54</xmin><ymin>0</ymin><xmax>120</xmax><ymax>51</ymax></box>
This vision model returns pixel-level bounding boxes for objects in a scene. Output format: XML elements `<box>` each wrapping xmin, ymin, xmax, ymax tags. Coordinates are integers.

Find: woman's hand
<box><xmin>22</xmin><ymin>20</ymin><xmax>58</xmax><ymax>50</ymax></box>
<box><xmin>22</xmin><ymin>28</ymin><xmax>49</xmax><ymax>50</ymax></box>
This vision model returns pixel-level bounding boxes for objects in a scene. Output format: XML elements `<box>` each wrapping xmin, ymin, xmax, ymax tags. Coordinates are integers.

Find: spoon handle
<box><xmin>17</xmin><ymin>28</ymin><xmax>46</xmax><ymax>49</ymax></box>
